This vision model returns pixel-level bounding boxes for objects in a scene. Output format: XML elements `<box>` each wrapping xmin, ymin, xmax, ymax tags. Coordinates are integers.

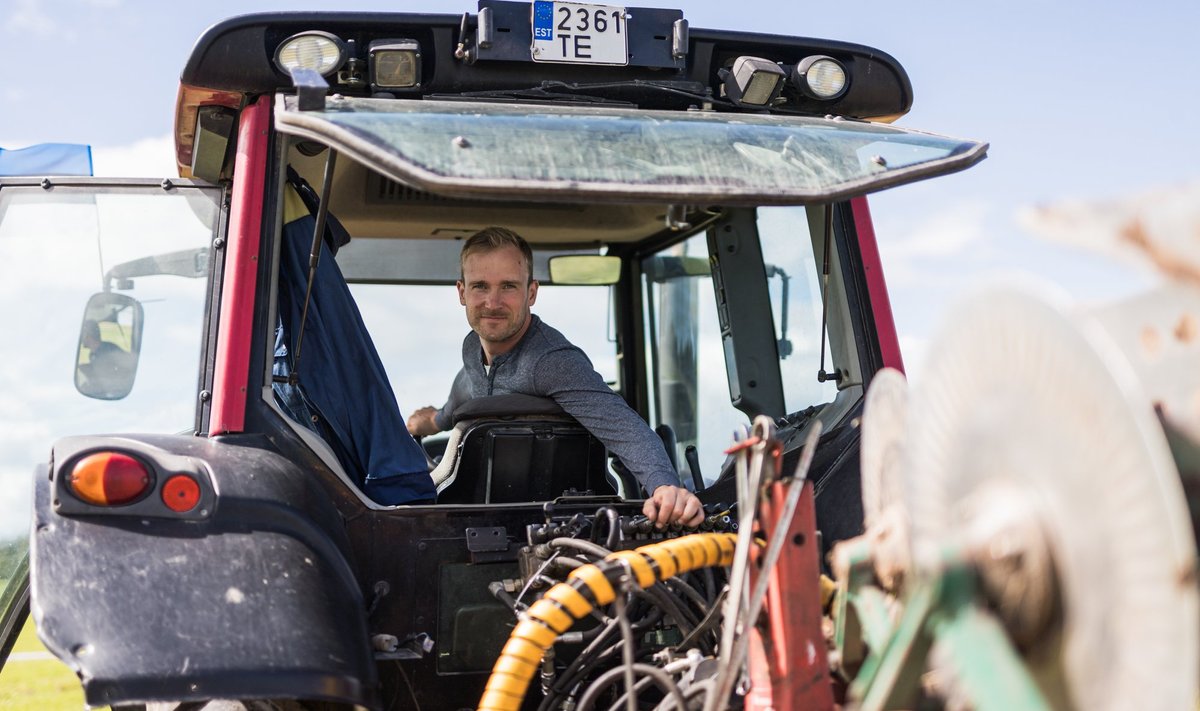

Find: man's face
<box><xmin>457</xmin><ymin>245</ymin><xmax>539</xmax><ymax>350</ymax></box>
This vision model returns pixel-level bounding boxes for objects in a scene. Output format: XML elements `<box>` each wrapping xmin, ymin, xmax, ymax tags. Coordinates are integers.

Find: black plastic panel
<box><xmin>30</xmin><ymin>434</ymin><xmax>378</xmax><ymax>709</ymax></box>
<box><xmin>181</xmin><ymin>11</ymin><xmax>914</xmax><ymax>120</ymax></box>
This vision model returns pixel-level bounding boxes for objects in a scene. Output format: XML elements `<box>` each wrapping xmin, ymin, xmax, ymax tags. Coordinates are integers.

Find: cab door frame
<box><xmin>0</xmin><ymin>552</ymin><xmax>29</xmax><ymax>673</ymax></box>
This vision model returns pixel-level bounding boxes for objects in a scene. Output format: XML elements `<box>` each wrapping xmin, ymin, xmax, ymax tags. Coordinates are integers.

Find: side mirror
<box><xmin>74</xmin><ymin>293</ymin><xmax>144</xmax><ymax>400</ymax></box>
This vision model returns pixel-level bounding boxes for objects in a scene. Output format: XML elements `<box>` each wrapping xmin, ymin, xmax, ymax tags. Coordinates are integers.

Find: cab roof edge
<box><xmin>179</xmin><ymin>10</ymin><xmax>912</xmax><ymax>122</ymax></box>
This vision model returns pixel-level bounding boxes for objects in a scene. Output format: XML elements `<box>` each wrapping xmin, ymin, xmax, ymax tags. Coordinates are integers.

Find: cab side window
<box><xmin>641</xmin><ymin>232</ymin><xmax>745</xmax><ymax>487</ymax></box>
<box><xmin>757</xmin><ymin>206</ymin><xmax>839</xmax><ymax>414</ymax></box>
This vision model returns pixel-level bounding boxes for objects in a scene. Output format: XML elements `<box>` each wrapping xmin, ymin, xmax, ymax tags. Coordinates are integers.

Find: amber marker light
<box><xmin>69</xmin><ymin>452</ymin><xmax>152</xmax><ymax>506</ymax></box>
<box><xmin>173</xmin><ymin>84</ymin><xmax>242</xmax><ymax>178</ymax></box>
<box><xmin>161</xmin><ymin>475</ymin><xmax>201</xmax><ymax>513</ymax></box>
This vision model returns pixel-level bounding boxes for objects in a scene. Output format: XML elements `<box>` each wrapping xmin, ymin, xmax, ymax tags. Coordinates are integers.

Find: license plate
<box><xmin>531</xmin><ymin>1</ymin><xmax>628</xmax><ymax>66</ymax></box>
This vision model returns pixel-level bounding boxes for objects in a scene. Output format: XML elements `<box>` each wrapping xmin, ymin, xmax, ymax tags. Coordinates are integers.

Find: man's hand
<box><xmin>407</xmin><ymin>406</ymin><xmax>441</xmax><ymax>437</ymax></box>
<box><xmin>643</xmin><ymin>485</ymin><xmax>704</xmax><ymax>528</ymax></box>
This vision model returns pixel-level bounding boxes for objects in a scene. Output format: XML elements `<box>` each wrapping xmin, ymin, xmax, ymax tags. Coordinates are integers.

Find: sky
<box><xmin>1</xmin><ymin>1</ymin><xmax>1198</xmax><ymax>540</ymax></box>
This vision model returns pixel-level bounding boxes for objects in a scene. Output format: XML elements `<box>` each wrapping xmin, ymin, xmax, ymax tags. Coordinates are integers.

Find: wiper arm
<box><xmin>539</xmin><ymin>79</ymin><xmax>711</xmax><ymax>103</ymax></box>
<box><xmin>432</xmin><ymin>87</ymin><xmax>632</xmax><ymax>106</ymax></box>
<box><xmin>537</xmin><ymin>80</ymin><xmax>840</xmax><ymax>116</ymax></box>
<box><xmin>436</xmin><ymin>79</ymin><xmax>715</xmax><ymax>109</ymax></box>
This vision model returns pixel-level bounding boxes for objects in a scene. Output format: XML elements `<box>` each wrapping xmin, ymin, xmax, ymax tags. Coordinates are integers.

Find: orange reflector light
<box><xmin>161</xmin><ymin>475</ymin><xmax>201</xmax><ymax>513</ymax></box>
<box><xmin>69</xmin><ymin>452</ymin><xmax>152</xmax><ymax>506</ymax></box>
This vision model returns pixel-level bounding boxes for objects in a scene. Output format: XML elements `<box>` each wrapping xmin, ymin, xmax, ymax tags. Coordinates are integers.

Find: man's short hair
<box><xmin>460</xmin><ymin>227</ymin><xmax>534</xmax><ymax>284</ymax></box>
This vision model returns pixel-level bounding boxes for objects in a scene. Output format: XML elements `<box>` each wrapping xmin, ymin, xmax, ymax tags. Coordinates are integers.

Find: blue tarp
<box><xmin>0</xmin><ymin>143</ymin><xmax>93</xmax><ymax>176</ymax></box>
<box><xmin>273</xmin><ymin>174</ymin><xmax>435</xmax><ymax>505</ymax></box>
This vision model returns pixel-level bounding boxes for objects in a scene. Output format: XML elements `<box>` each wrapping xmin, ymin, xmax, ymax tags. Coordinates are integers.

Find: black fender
<box><xmin>29</xmin><ymin>433</ymin><xmax>378</xmax><ymax>710</ymax></box>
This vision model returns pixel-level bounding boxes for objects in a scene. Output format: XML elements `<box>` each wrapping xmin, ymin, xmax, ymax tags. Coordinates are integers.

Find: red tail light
<box><xmin>161</xmin><ymin>475</ymin><xmax>201</xmax><ymax>513</ymax></box>
<box><xmin>69</xmin><ymin>452</ymin><xmax>152</xmax><ymax>506</ymax></box>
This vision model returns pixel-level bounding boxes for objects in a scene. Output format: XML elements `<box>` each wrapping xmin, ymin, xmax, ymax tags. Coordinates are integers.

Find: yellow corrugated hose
<box><xmin>477</xmin><ymin>532</ymin><xmax>738</xmax><ymax>711</ymax></box>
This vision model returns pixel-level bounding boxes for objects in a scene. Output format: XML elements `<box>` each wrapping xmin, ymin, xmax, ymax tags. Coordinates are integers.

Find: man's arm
<box><xmin>534</xmin><ymin>348</ymin><xmax>703</xmax><ymax>527</ymax></box>
<box><xmin>406</xmin><ymin>368</ymin><xmax>470</xmax><ymax>436</ymax></box>
<box><xmin>406</xmin><ymin>406</ymin><xmax>440</xmax><ymax>437</ymax></box>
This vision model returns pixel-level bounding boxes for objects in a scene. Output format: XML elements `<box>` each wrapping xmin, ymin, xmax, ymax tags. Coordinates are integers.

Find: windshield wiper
<box><xmin>436</xmin><ymin>79</ymin><xmax>713</xmax><ymax>109</ymax></box>
<box><xmin>539</xmin><ymin>79</ymin><xmax>710</xmax><ymax>103</ymax></box>
<box><xmin>431</xmin><ymin>86</ymin><xmax>632</xmax><ymax>107</ymax></box>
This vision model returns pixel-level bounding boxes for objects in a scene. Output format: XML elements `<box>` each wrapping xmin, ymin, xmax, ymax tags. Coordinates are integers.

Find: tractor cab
<box><xmin>1</xmin><ymin>4</ymin><xmax>987</xmax><ymax>709</ymax></box>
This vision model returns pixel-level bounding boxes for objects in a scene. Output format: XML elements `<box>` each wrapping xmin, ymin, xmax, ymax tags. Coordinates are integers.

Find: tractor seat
<box><xmin>433</xmin><ymin>394</ymin><xmax>620</xmax><ymax>504</ymax></box>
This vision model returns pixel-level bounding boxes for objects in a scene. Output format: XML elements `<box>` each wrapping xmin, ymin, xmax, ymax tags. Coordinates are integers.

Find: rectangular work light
<box><xmin>723</xmin><ymin>56</ymin><xmax>786</xmax><ymax>107</ymax></box>
<box><xmin>369</xmin><ymin>39</ymin><xmax>421</xmax><ymax>90</ymax></box>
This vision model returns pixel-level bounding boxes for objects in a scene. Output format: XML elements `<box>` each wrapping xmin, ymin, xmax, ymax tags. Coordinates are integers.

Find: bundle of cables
<box><xmin>480</xmin><ymin>417</ymin><xmax>823</xmax><ymax>711</ymax></box>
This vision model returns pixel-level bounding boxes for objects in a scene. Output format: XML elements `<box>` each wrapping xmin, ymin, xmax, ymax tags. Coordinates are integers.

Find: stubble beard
<box><xmin>471</xmin><ymin>307</ymin><xmax>528</xmax><ymax>344</ymax></box>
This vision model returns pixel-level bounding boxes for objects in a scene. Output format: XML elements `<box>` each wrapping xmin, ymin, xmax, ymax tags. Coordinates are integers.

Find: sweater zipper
<box><xmin>486</xmin><ymin>360</ymin><xmax>498</xmax><ymax>395</ymax></box>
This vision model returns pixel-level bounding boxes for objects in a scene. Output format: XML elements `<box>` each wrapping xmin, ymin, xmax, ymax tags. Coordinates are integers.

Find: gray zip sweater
<box><xmin>434</xmin><ymin>315</ymin><xmax>679</xmax><ymax>495</ymax></box>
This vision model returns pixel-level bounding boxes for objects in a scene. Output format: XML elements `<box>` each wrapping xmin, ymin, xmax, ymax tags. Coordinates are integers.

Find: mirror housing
<box><xmin>75</xmin><ymin>293</ymin><xmax>144</xmax><ymax>400</ymax></box>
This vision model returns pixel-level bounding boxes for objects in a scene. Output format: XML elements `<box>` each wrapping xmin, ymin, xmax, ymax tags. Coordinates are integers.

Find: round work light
<box><xmin>793</xmin><ymin>56</ymin><xmax>849</xmax><ymax>100</ymax></box>
<box><xmin>275</xmin><ymin>31</ymin><xmax>347</xmax><ymax>77</ymax></box>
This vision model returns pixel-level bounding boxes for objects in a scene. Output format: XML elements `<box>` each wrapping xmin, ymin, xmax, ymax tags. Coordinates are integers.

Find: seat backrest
<box><xmin>435</xmin><ymin>395</ymin><xmax>615</xmax><ymax>504</ymax></box>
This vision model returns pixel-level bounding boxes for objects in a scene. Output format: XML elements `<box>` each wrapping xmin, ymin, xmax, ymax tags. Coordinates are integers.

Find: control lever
<box><xmin>684</xmin><ymin>445</ymin><xmax>704</xmax><ymax>492</ymax></box>
<box><xmin>655</xmin><ymin>424</ymin><xmax>679</xmax><ymax>469</ymax></box>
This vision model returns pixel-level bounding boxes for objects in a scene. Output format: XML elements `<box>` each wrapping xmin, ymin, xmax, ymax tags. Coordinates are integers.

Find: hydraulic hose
<box><xmin>477</xmin><ymin>532</ymin><xmax>737</xmax><ymax>711</ymax></box>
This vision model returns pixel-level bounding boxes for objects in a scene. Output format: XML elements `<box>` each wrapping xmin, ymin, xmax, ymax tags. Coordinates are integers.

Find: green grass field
<box><xmin>0</xmin><ymin>616</ymin><xmax>104</xmax><ymax>711</ymax></box>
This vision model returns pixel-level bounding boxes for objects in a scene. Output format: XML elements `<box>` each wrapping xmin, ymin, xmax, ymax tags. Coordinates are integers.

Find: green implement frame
<box><xmin>836</xmin><ymin>544</ymin><xmax>1052</xmax><ymax>711</ymax></box>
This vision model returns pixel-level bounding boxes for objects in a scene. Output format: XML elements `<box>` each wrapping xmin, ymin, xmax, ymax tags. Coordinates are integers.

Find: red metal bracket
<box><xmin>746</xmin><ymin>480</ymin><xmax>835</xmax><ymax>710</ymax></box>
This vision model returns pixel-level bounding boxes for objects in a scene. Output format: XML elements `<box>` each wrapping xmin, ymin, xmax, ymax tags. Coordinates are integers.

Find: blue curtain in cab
<box><xmin>274</xmin><ymin>169</ymin><xmax>434</xmax><ymax>505</ymax></box>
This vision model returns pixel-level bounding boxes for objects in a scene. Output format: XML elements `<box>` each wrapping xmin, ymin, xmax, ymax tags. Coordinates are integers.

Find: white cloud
<box><xmin>898</xmin><ymin>334</ymin><xmax>929</xmax><ymax>385</ymax></box>
<box><xmin>871</xmin><ymin>199</ymin><xmax>1018</xmax><ymax>369</ymax></box>
<box><xmin>1</xmin><ymin>87</ymin><xmax>26</xmax><ymax>105</ymax></box>
<box><xmin>6</xmin><ymin>0</ymin><xmax>58</xmax><ymax>37</ymax></box>
<box><xmin>0</xmin><ymin>476</ymin><xmax>33</xmax><ymax>540</ymax></box>
<box><xmin>874</xmin><ymin>200</ymin><xmax>998</xmax><ymax>293</ymax></box>
<box><xmin>91</xmin><ymin>134</ymin><xmax>177</xmax><ymax>178</ymax></box>
<box><xmin>881</xmin><ymin>199</ymin><xmax>991</xmax><ymax>259</ymax></box>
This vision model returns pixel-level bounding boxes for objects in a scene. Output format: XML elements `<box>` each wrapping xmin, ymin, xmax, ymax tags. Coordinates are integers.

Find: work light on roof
<box><xmin>723</xmin><ymin>56</ymin><xmax>787</xmax><ymax>108</ymax></box>
<box><xmin>793</xmin><ymin>55</ymin><xmax>849</xmax><ymax>100</ymax></box>
<box><xmin>369</xmin><ymin>39</ymin><xmax>421</xmax><ymax>90</ymax></box>
<box><xmin>275</xmin><ymin>31</ymin><xmax>347</xmax><ymax>78</ymax></box>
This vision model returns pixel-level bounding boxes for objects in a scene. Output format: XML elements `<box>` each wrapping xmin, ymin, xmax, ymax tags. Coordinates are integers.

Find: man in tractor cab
<box><xmin>407</xmin><ymin>227</ymin><xmax>703</xmax><ymax>528</ymax></box>
<box><xmin>78</xmin><ymin>319</ymin><xmax>133</xmax><ymax>398</ymax></box>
